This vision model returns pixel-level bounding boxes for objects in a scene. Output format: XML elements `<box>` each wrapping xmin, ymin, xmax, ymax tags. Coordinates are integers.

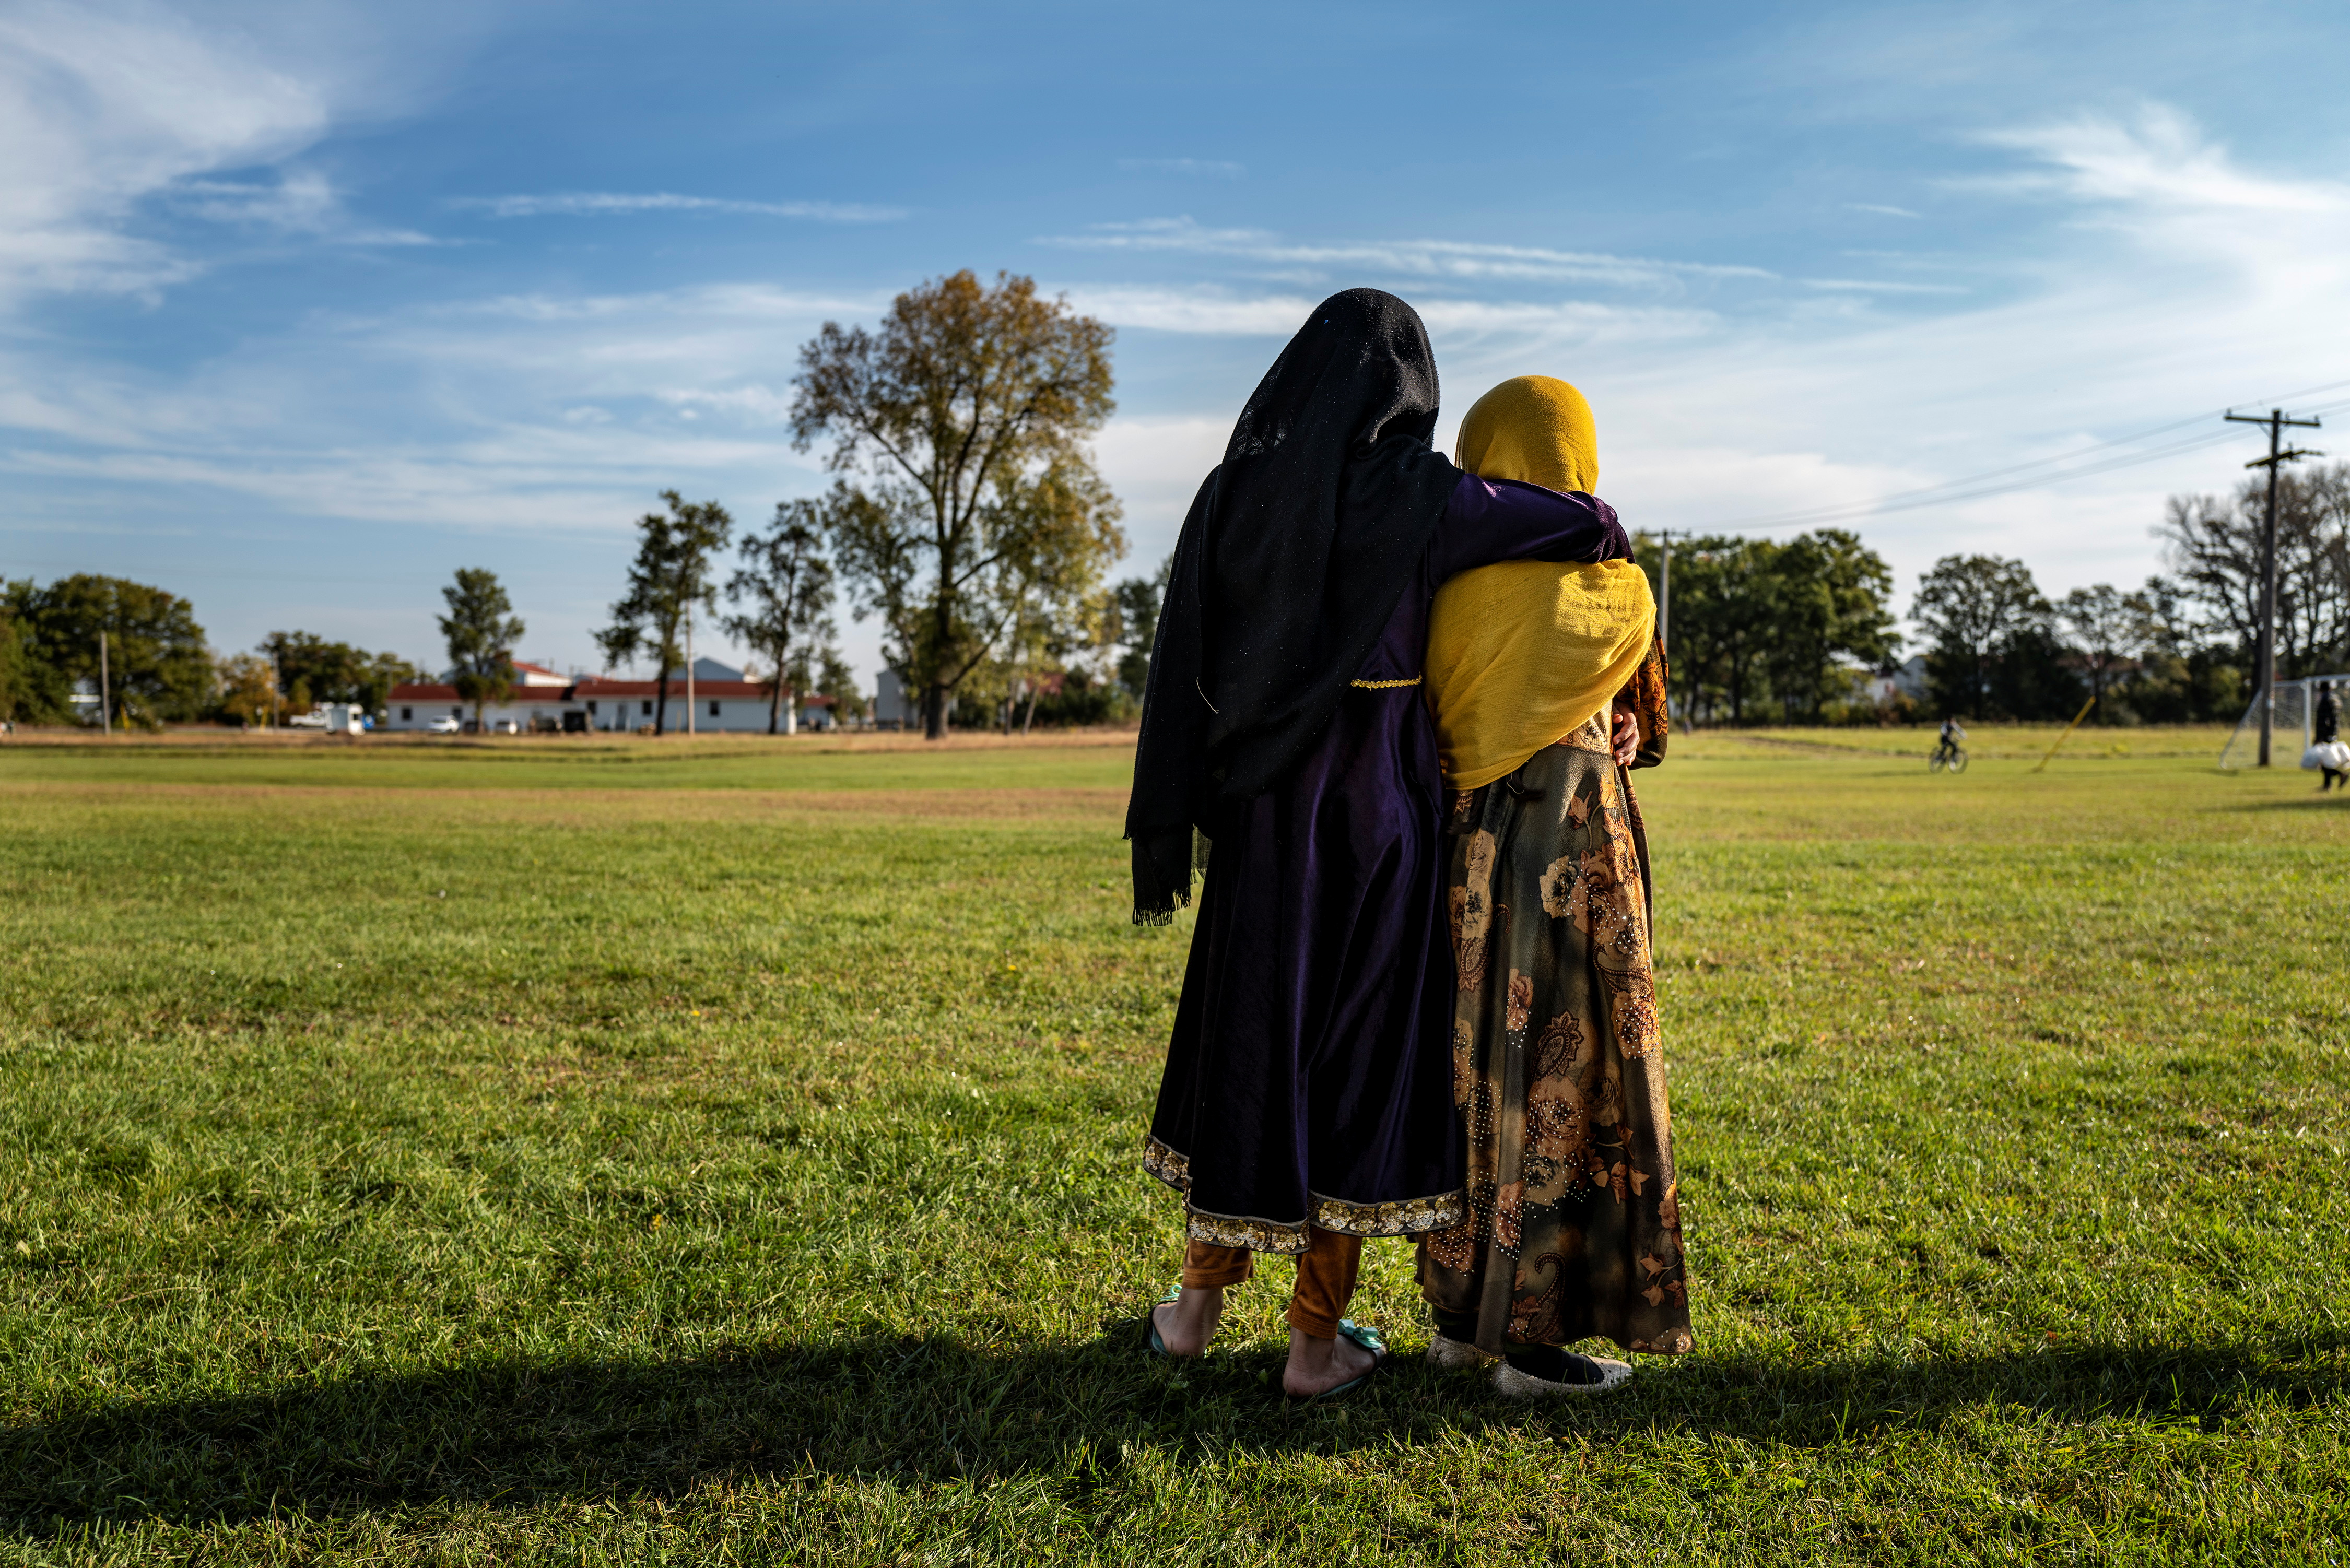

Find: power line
<box><xmin>1695</xmin><ymin>378</ymin><xmax>2350</xmax><ymax>535</ymax></box>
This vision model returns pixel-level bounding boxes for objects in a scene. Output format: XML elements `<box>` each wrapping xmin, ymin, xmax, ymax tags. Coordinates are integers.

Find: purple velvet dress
<box><xmin>1144</xmin><ymin>474</ymin><xmax>1628</xmax><ymax>1253</ymax></box>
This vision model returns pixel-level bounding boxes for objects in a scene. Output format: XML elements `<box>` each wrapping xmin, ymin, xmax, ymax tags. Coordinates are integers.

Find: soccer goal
<box><xmin>2219</xmin><ymin>673</ymin><xmax>2350</xmax><ymax>770</ymax></box>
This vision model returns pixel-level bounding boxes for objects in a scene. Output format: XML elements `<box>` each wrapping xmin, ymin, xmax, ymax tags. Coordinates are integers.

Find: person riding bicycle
<box><xmin>1934</xmin><ymin>716</ymin><xmax>1966</xmax><ymax>764</ymax></box>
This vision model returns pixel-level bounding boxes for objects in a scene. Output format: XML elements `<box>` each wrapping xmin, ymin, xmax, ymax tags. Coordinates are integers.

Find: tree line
<box><xmin>18</xmin><ymin>271</ymin><xmax>2339</xmax><ymax>736</ymax></box>
<box><xmin>0</xmin><ymin>575</ymin><xmax>427</xmax><ymax>730</ymax></box>
<box><xmin>1635</xmin><ymin>460</ymin><xmax>2350</xmax><ymax>726</ymax></box>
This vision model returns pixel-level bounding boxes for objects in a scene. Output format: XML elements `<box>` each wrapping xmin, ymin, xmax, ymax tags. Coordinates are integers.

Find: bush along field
<box><xmin>1</xmin><ymin>733</ymin><xmax>2345</xmax><ymax>1565</ymax></box>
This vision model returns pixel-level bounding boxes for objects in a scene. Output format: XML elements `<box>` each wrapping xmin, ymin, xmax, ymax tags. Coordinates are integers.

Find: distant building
<box><xmin>874</xmin><ymin>669</ymin><xmax>915</xmax><ymax>729</ymax></box>
<box><xmin>384</xmin><ymin>655</ymin><xmax>832</xmax><ymax>733</ymax></box>
<box><xmin>1855</xmin><ymin>656</ymin><xmax>1930</xmax><ymax>708</ymax></box>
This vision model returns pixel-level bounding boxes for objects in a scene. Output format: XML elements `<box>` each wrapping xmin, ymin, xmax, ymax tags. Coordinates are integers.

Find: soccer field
<box><xmin>2</xmin><ymin>728</ymin><xmax>2344</xmax><ymax>1565</ymax></box>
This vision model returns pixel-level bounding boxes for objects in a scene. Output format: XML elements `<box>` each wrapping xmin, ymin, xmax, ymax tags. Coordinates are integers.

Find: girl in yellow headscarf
<box><xmin>1415</xmin><ymin>376</ymin><xmax>1693</xmax><ymax>1398</ymax></box>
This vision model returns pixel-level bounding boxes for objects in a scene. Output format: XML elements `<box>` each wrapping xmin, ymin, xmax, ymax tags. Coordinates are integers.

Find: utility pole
<box><xmin>685</xmin><ymin>608</ymin><xmax>697</xmax><ymax>737</ymax></box>
<box><xmin>2224</xmin><ymin>407</ymin><xmax>2323</xmax><ymax>766</ymax></box>
<box><xmin>1648</xmin><ymin>530</ymin><xmax>1690</xmax><ymax>664</ymax></box>
<box><xmin>98</xmin><ymin>631</ymin><xmax>111</xmax><ymax>735</ymax></box>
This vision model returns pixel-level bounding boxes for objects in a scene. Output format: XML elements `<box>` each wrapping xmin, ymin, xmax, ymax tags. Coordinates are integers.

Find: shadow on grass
<box><xmin>6</xmin><ymin>1323</ymin><xmax>2343</xmax><ymax>1529</ymax></box>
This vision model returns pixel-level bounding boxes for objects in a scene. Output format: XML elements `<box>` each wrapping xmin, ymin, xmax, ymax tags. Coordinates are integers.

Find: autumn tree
<box><xmin>597</xmin><ymin>491</ymin><xmax>732</xmax><ymax>736</ymax></box>
<box><xmin>724</xmin><ymin>499</ymin><xmax>837</xmax><ymax>735</ymax></box>
<box><xmin>789</xmin><ymin>270</ymin><xmax>1125</xmax><ymax>739</ymax></box>
<box><xmin>215</xmin><ymin>653</ymin><xmax>276</xmax><ymax>728</ymax></box>
<box><xmin>438</xmin><ymin>568</ymin><xmax>525</xmax><ymax>728</ymax></box>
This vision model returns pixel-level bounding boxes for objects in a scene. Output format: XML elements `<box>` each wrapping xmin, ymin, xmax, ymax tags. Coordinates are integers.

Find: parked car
<box><xmin>428</xmin><ymin>716</ymin><xmax>462</xmax><ymax>734</ymax></box>
<box><xmin>285</xmin><ymin>710</ymin><xmax>327</xmax><ymax>729</ymax></box>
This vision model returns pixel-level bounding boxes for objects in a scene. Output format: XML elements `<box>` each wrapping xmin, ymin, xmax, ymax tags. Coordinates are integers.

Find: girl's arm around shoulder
<box><xmin>1435</xmin><ymin>473</ymin><xmax>1630</xmax><ymax>580</ymax></box>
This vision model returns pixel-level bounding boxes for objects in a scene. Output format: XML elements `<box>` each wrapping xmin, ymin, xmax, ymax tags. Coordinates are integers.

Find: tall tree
<box><xmin>790</xmin><ymin>269</ymin><xmax>1126</xmax><ymax>739</ymax></box>
<box><xmin>1646</xmin><ymin>536</ymin><xmax>1780</xmax><ymax>724</ymax></box>
<box><xmin>724</xmin><ymin>499</ymin><xmax>838</xmax><ymax>735</ymax></box>
<box><xmin>1912</xmin><ymin>555</ymin><xmax>2049</xmax><ymax>718</ymax></box>
<box><xmin>13</xmin><ymin>574</ymin><xmax>211</xmax><ymax>727</ymax></box>
<box><xmin>2058</xmin><ymin>584</ymin><xmax>2138</xmax><ymax>722</ymax></box>
<box><xmin>596</xmin><ymin>491</ymin><xmax>733</xmax><ymax>736</ymax></box>
<box><xmin>438</xmin><ymin>568</ymin><xmax>526</xmax><ymax>728</ymax></box>
<box><xmin>1758</xmin><ymin>529</ymin><xmax>1899</xmax><ymax>721</ymax></box>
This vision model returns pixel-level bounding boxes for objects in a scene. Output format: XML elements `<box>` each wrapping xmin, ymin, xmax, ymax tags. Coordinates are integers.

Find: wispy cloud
<box><xmin>1967</xmin><ymin>104</ymin><xmax>2348</xmax><ymax>214</ymax></box>
<box><xmin>1801</xmin><ymin>278</ymin><xmax>1968</xmax><ymax>295</ymax></box>
<box><xmin>457</xmin><ymin>192</ymin><xmax>907</xmax><ymax>222</ymax></box>
<box><xmin>1040</xmin><ymin>217</ymin><xmax>1773</xmax><ymax>289</ymax></box>
<box><xmin>1846</xmin><ymin>202</ymin><xmax>1921</xmax><ymax>218</ymax></box>
<box><xmin>1050</xmin><ymin>285</ymin><xmax>1720</xmax><ymax>347</ymax></box>
<box><xmin>1052</xmin><ymin>286</ymin><xmax>1315</xmax><ymax>335</ymax></box>
<box><xmin>1117</xmin><ymin>158</ymin><xmax>1244</xmax><ymax>179</ymax></box>
<box><xmin>0</xmin><ymin>0</ymin><xmax>330</xmax><ymax>303</ymax></box>
<box><xmin>174</xmin><ymin>170</ymin><xmax>440</xmax><ymax>246</ymax></box>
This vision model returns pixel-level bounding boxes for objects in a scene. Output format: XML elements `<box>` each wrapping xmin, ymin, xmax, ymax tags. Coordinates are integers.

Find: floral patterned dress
<box><xmin>1417</xmin><ymin>646</ymin><xmax>1694</xmax><ymax>1357</ymax></box>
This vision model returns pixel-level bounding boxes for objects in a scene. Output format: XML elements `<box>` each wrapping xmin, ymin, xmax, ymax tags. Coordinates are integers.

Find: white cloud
<box><xmin>1800</xmin><ymin>278</ymin><xmax>1969</xmax><ymax>295</ymax></box>
<box><xmin>1090</xmin><ymin>415</ymin><xmax>1228</xmax><ymax>565</ymax></box>
<box><xmin>456</xmin><ymin>192</ymin><xmax>907</xmax><ymax>222</ymax></box>
<box><xmin>1041</xmin><ymin>216</ymin><xmax>1774</xmax><ymax>289</ymax></box>
<box><xmin>0</xmin><ymin>0</ymin><xmax>331</xmax><ymax>302</ymax></box>
<box><xmin>1845</xmin><ymin>203</ymin><xmax>1922</xmax><ymax>219</ymax></box>
<box><xmin>1053</xmin><ymin>286</ymin><xmax>1719</xmax><ymax>346</ymax></box>
<box><xmin>174</xmin><ymin>168</ymin><xmax>439</xmax><ymax>245</ymax></box>
<box><xmin>1975</xmin><ymin>104</ymin><xmax>2348</xmax><ymax>215</ymax></box>
<box><xmin>1055</xmin><ymin>285</ymin><xmax>1318</xmax><ymax>335</ymax></box>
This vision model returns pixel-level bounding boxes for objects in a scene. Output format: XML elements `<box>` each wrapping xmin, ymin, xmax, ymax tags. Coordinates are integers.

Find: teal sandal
<box><xmin>1145</xmin><ymin>1286</ymin><xmax>1184</xmax><ymax>1358</ymax></box>
<box><xmin>1290</xmin><ymin>1318</ymin><xmax>1388</xmax><ymax>1403</ymax></box>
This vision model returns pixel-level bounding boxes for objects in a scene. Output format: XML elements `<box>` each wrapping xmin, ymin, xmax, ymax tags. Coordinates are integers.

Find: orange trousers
<box><xmin>1180</xmin><ymin>1226</ymin><xmax>1362</xmax><ymax>1339</ymax></box>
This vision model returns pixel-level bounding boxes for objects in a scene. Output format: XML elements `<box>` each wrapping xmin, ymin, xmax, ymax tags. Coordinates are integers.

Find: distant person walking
<box><xmin>1413</xmin><ymin>376</ymin><xmax>1691</xmax><ymax>1399</ymax></box>
<box><xmin>2312</xmin><ymin>681</ymin><xmax>2347</xmax><ymax>792</ymax></box>
<box><xmin>1126</xmin><ymin>292</ymin><xmax>1630</xmax><ymax>1400</ymax></box>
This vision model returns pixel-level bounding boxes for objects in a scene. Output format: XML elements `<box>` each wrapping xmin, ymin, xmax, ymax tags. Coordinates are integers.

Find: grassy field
<box><xmin>2</xmin><ymin>727</ymin><xmax>2345</xmax><ymax>1565</ymax></box>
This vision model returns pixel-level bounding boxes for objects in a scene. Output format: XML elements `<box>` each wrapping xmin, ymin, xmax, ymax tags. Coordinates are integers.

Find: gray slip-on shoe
<box><xmin>1492</xmin><ymin>1353</ymin><xmax>1634</xmax><ymax>1399</ymax></box>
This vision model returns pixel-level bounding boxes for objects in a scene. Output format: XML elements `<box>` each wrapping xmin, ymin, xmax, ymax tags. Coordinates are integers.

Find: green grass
<box><xmin>2</xmin><ymin>733</ymin><xmax>2345</xmax><ymax>1564</ymax></box>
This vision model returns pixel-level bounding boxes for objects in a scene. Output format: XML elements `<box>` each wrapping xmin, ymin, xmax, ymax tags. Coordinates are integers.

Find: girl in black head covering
<box><xmin>1131</xmin><ymin>289</ymin><xmax>1631</xmax><ymax>1398</ymax></box>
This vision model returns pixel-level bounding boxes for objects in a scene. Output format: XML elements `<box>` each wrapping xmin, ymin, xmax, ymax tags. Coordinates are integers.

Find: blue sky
<box><xmin>7</xmin><ymin>0</ymin><xmax>2350</xmax><ymax>686</ymax></box>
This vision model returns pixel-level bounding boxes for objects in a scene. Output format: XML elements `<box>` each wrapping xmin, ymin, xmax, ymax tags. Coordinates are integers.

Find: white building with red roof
<box><xmin>384</xmin><ymin>658</ymin><xmax>833</xmax><ymax>734</ymax></box>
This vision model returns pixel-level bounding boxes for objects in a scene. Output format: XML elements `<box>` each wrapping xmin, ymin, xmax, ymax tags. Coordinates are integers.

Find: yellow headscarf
<box><xmin>1425</xmin><ymin>376</ymin><xmax>1656</xmax><ymax>789</ymax></box>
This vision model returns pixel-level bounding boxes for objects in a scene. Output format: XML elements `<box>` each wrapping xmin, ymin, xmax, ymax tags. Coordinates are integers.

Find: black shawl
<box><xmin>1125</xmin><ymin>289</ymin><xmax>1461</xmax><ymax>923</ymax></box>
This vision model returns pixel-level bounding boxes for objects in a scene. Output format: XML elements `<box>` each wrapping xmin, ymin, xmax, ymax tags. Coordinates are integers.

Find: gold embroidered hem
<box><xmin>1144</xmin><ymin>1134</ymin><xmax>1466</xmax><ymax>1254</ymax></box>
<box><xmin>1187</xmin><ymin>1208</ymin><xmax>1312</xmax><ymax>1254</ymax></box>
<box><xmin>1311</xmin><ymin>1187</ymin><xmax>1466</xmax><ymax>1237</ymax></box>
<box><xmin>1141</xmin><ymin>1133</ymin><xmax>1190</xmax><ymax>1192</ymax></box>
<box><xmin>1349</xmin><ymin>675</ymin><xmax>1423</xmax><ymax>689</ymax></box>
